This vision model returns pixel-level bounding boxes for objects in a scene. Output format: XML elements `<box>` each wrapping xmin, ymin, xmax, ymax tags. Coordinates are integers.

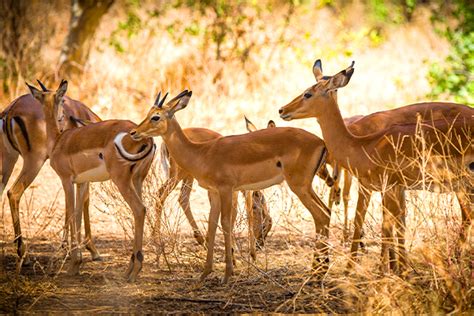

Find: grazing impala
<box><xmin>1</xmin><ymin>83</ymin><xmax>101</xmax><ymax>261</ymax></box>
<box><xmin>131</xmin><ymin>90</ymin><xmax>331</xmax><ymax>283</ymax></box>
<box><xmin>27</xmin><ymin>80</ymin><xmax>155</xmax><ymax>282</ymax></box>
<box><xmin>279</xmin><ymin>59</ymin><xmax>473</xmax><ymax>272</ymax></box>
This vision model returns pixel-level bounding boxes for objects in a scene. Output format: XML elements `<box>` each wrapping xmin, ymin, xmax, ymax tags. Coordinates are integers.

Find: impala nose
<box><xmin>130</xmin><ymin>130</ymin><xmax>136</xmax><ymax>136</ymax></box>
<box><xmin>279</xmin><ymin>109</ymin><xmax>283</xmax><ymax>114</ymax></box>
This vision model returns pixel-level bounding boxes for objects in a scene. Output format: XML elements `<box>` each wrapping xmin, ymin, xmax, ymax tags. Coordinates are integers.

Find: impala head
<box><xmin>279</xmin><ymin>59</ymin><xmax>355</xmax><ymax>120</ymax></box>
<box><xmin>130</xmin><ymin>90</ymin><xmax>192</xmax><ymax>140</ymax></box>
<box><xmin>26</xmin><ymin>80</ymin><xmax>68</xmax><ymax>128</ymax></box>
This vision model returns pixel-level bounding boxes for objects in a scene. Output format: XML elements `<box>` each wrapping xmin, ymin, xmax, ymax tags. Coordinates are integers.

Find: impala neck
<box><xmin>316</xmin><ymin>97</ymin><xmax>367</xmax><ymax>171</ymax></box>
<box><xmin>162</xmin><ymin>117</ymin><xmax>205</xmax><ymax>173</ymax></box>
<box><xmin>42</xmin><ymin>104</ymin><xmax>62</xmax><ymax>155</ymax></box>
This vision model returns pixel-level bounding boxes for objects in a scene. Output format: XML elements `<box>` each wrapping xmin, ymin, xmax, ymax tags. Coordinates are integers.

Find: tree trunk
<box><xmin>58</xmin><ymin>0</ymin><xmax>114</xmax><ymax>78</ymax></box>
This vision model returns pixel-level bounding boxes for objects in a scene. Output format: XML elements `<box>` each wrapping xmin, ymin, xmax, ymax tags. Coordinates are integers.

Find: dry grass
<box><xmin>1</xmin><ymin>1</ymin><xmax>472</xmax><ymax>313</ymax></box>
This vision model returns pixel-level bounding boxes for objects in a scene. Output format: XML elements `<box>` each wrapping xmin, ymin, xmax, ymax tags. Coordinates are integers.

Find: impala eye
<box><xmin>151</xmin><ymin>115</ymin><xmax>160</xmax><ymax>122</ymax></box>
<box><xmin>304</xmin><ymin>92</ymin><xmax>312</xmax><ymax>99</ymax></box>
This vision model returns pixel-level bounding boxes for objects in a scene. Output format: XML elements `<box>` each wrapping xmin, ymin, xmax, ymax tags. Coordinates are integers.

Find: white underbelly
<box><xmin>236</xmin><ymin>174</ymin><xmax>284</xmax><ymax>191</ymax></box>
<box><xmin>74</xmin><ymin>163</ymin><xmax>110</xmax><ymax>183</ymax></box>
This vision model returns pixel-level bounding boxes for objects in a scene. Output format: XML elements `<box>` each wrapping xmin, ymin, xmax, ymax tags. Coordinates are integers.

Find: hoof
<box><xmin>92</xmin><ymin>255</ymin><xmax>103</xmax><ymax>262</ymax></box>
<box><xmin>67</xmin><ymin>264</ymin><xmax>81</xmax><ymax>276</ymax></box>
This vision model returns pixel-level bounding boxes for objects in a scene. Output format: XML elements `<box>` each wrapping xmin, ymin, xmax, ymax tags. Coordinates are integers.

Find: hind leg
<box><xmin>287</xmin><ymin>181</ymin><xmax>331</xmax><ymax>277</ymax></box>
<box><xmin>179</xmin><ymin>176</ymin><xmax>205</xmax><ymax>246</ymax></box>
<box><xmin>0</xmin><ymin>145</ymin><xmax>19</xmax><ymax>196</ymax></box>
<box><xmin>81</xmin><ymin>183</ymin><xmax>101</xmax><ymax>261</ymax></box>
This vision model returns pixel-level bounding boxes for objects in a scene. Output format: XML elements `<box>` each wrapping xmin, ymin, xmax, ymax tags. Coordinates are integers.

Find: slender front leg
<box><xmin>220</xmin><ymin>188</ymin><xmax>234</xmax><ymax>284</ymax></box>
<box><xmin>244</xmin><ymin>191</ymin><xmax>257</xmax><ymax>261</ymax></box>
<box><xmin>200</xmin><ymin>190</ymin><xmax>220</xmax><ymax>281</ymax></box>
<box><xmin>342</xmin><ymin>169</ymin><xmax>352</xmax><ymax>243</ymax></box>
<box><xmin>62</xmin><ymin>179</ymin><xmax>82</xmax><ymax>275</ymax></box>
<box><xmin>347</xmin><ymin>187</ymin><xmax>371</xmax><ymax>270</ymax></box>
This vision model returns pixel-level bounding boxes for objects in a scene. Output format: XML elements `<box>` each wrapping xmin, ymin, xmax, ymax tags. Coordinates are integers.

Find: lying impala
<box><xmin>279</xmin><ymin>59</ymin><xmax>473</xmax><ymax>272</ymax></box>
<box><xmin>27</xmin><ymin>80</ymin><xmax>155</xmax><ymax>282</ymax></box>
<box><xmin>131</xmin><ymin>90</ymin><xmax>332</xmax><ymax>283</ymax></box>
<box><xmin>1</xmin><ymin>82</ymin><xmax>101</xmax><ymax>262</ymax></box>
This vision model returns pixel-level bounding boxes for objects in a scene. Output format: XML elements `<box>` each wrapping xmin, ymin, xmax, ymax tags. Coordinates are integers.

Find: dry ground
<box><xmin>0</xmin><ymin>161</ymin><xmax>472</xmax><ymax>313</ymax></box>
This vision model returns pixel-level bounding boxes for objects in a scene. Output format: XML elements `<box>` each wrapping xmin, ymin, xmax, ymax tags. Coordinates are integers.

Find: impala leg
<box><xmin>231</xmin><ymin>192</ymin><xmax>238</xmax><ymax>266</ymax></box>
<box><xmin>79</xmin><ymin>182</ymin><xmax>101</xmax><ymax>261</ymax></box>
<box><xmin>288</xmin><ymin>182</ymin><xmax>331</xmax><ymax>276</ymax></box>
<box><xmin>394</xmin><ymin>187</ymin><xmax>407</xmax><ymax>273</ymax></box>
<box><xmin>244</xmin><ymin>191</ymin><xmax>257</xmax><ymax>261</ymax></box>
<box><xmin>179</xmin><ymin>176</ymin><xmax>205</xmax><ymax>246</ymax></box>
<box><xmin>200</xmin><ymin>190</ymin><xmax>220</xmax><ymax>281</ymax></box>
<box><xmin>220</xmin><ymin>188</ymin><xmax>234</xmax><ymax>284</ymax></box>
<box><xmin>253</xmin><ymin>191</ymin><xmax>272</xmax><ymax>248</ymax></box>
<box><xmin>62</xmin><ymin>179</ymin><xmax>82</xmax><ymax>275</ymax></box>
<box><xmin>381</xmin><ymin>193</ymin><xmax>395</xmax><ymax>274</ymax></box>
<box><xmin>342</xmin><ymin>170</ymin><xmax>352</xmax><ymax>243</ymax></box>
<box><xmin>114</xmin><ymin>178</ymin><xmax>146</xmax><ymax>283</ymax></box>
<box><xmin>7</xmin><ymin>155</ymin><xmax>46</xmax><ymax>259</ymax></box>
<box><xmin>347</xmin><ymin>188</ymin><xmax>371</xmax><ymax>270</ymax></box>
<box><xmin>456</xmin><ymin>189</ymin><xmax>473</xmax><ymax>242</ymax></box>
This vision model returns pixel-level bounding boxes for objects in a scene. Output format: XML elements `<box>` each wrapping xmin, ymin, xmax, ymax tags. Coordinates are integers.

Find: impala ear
<box><xmin>26</xmin><ymin>81</ymin><xmax>43</xmax><ymax>100</ymax></box>
<box><xmin>267</xmin><ymin>120</ymin><xmax>276</xmax><ymax>128</ymax></box>
<box><xmin>313</xmin><ymin>59</ymin><xmax>324</xmax><ymax>82</ymax></box>
<box><xmin>56</xmin><ymin>79</ymin><xmax>68</xmax><ymax>100</ymax></box>
<box><xmin>244</xmin><ymin>116</ymin><xmax>257</xmax><ymax>132</ymax></box>
<box><xmin>167</xmin><ymin>90</ymin><xmax>192</xmax><ymax>118</ymax></box>
<box><xmin>327</xmin><ymin>61</ymin><xmax>355</xmax><ymax>91</ymax></box>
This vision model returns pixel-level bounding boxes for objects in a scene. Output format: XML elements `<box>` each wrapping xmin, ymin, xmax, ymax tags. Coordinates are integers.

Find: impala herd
<box><xmin>1</xmin><ymin>59</ymin><xmax>472</xmax><ymax>284</ymax></box>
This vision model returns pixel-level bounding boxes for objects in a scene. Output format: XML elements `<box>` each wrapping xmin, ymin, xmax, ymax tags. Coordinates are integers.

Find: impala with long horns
<box><xmin>131</xmin><ymin>90</ymin><xmax>331</xmax><ymax>284</ymax></box>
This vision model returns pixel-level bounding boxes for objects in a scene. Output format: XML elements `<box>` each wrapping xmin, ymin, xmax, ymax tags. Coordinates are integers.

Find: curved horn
<box><xmin>158</xmin><ymin>92</ymin><xmax>168</xmax><ymax>108</ymax></box>
<box><xmin>37</xmin><ymin>79</ymin><xmax>48</xmax><ymax>92</ymax></box>
<box><xmin>154</xmin><ymin>91</ymin><xmax>162</xmax><ymax>107</ymax></box>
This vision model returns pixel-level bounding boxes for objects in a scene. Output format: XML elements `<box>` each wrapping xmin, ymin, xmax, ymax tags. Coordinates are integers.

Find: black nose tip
<box><xmin>130</xmin><ymin>130</ymin><xmax>136</xmax><ymax>135</ymax></box>
<box><xmin>279</xmin><ymin>109</ymin><xmax>283</xmax><ymax>114</ymax></box>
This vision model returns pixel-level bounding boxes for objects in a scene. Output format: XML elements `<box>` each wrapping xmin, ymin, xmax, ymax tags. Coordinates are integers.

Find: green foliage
<box><xmin>428</xmin><ymin>0</ymin><xmax>474</xmax><ymax>106</ymax></box>
<box><xmin>109</xmin><ymin>0</ymin><xmax>143</xmax><ymax>53</ymax></box>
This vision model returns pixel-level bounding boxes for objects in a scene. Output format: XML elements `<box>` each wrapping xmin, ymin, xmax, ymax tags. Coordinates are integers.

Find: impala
<box><xmin>131</xmin><ymin>90</ymin><xmax>331</xmax><ymax>283</ymax></box>
<box><xmin>279</xmin><ymin>59</ymin><xmax>473</xmax><ymax>272</ymax></box>
<box><xmin>27</xmin><ymin>80</ymin><xmax>155</xmax><ymax>282</ymax></box>
<box><xmin>156</xmin><ymin>117</ymin><xmax>276</xmax><ymax>255</ymax></box>
<box><xmin>1</xmin><ymin>82</ymin><xmax>101</xmax><ymax>262</ymax></box>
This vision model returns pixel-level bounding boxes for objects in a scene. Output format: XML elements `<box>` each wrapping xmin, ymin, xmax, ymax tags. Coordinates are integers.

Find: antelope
<box><xmin>26</xmin><ymin>80</ymin><xmax>155</xmax><ymax>282</ymax></box>
<box><xmin>156</xmin><ymin>117</ymin><xmax>276</xmax><ymax>255</ymax></box>
<box><xmin>279</xmin><ymin>59</ymin><xmax>473</xmax><ymax>272</ymax></box>
<box><xmin>131</xmin><ymin>90</ymin><xmax>332</xmax><ymax>283</ymax></box>
<box><xmin>1</xmin><ymin>83</ymin><xmax>101</xmax><ymax>262</ymax></box>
